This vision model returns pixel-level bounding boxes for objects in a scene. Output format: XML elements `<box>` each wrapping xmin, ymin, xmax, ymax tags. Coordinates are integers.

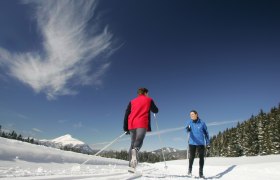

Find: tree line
<box><xmin>0</xmin><ymin>125</ymin><xmax>38</xmax><ymax>144</ymax></box>
<box><xmin>208</xmin><ymin>104</ymin><xmax>280</xmax><ymax>157</ymax></box>
<box><xmin>99</xmin><ymin>150</ymin><xmax>161</xmax><ymax>163</ymax></box>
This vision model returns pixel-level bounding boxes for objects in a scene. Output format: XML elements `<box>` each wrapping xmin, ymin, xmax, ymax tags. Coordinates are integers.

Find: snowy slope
<box><xmin>1</xmin><ymin>137</ymin><xmax>280</xmax><ymax>179</ymax></box>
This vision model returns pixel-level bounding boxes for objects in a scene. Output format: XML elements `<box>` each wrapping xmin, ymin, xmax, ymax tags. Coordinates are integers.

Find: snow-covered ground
<box><xmin>1</xmin><ymin>137</ymin><xmax>280</xmax><ymax>179</ymax></box>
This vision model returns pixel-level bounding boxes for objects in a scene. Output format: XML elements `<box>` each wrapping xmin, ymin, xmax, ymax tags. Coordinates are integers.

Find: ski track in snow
<box><xmin>0</xmin><ymin>162</ymin><xmax>157</xmax><ymax>180</ymax></box>
<box><xmin>1</xmin><ymin>137</ymin><xmax>280</xmax><ymax>179</ymax></box>
<box><xmin>2</xmin><ymin>160</ymin><xmax>280</xmax><ymax>180</ymax></box>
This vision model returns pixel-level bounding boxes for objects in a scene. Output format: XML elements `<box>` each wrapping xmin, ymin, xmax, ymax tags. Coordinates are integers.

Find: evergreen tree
<box><xmin>236</xmin><ymin>122</ymin><xmax>244</xmax><ymax>156</ymax></box>
<box><xmin>257</xmin><ymin>112</ymin><xmax>265</xmax><ymax>155</ymax></box>
<box><xmin>227</xmin><ymin>128</ymin><xmax>241</xmax><ymax>157</ymax></box>
<box><xmin>1</xmin><ymin>131</ymin><xmax>7</xmax><ymax>138</ymax></box>
<box><xmin>242</xmin><ymin>121</ymin><xmax>250</xmax><ymax>155</ymax></box>
<box><xmin>250</xmin><ymin>116</ymin><xmax>259</xmax><ymax>155</ymax></box>
<box><xmin>116</xmin><ymin>150</ymin><xmax>128</xmax><ymax>160</ymax></box>
<box><xmin>0</xmin><ymin>125</ymin><xmax>4</xmax><ymax>138</ymax></box>
<box><xmin>220</xmin><ymin>129</ymin><xmax>229</xmax><ymax>156</ymax></box>
<box><xmin>268</xmin><ymin>107</ymin><xmax>280</xmax><ymax>154</ymax></box>
<box><xmin>26</xmin><ymin>137</ymin><xmax>30</xmax><ymax>143</ymax></box>
<box><xmin>17</xmin><ymin>134</ymin><xmax>23</xmax><ymax>141</ymax></box>
<box><xmin>9</xmin><ymin>131</ymin><xmax>18</xmax><ymax>140</ymax></box>
<box><xmin>209</xmin><ymin>134</ymin><xmax>219</xmax><ymax>156</ymax></box>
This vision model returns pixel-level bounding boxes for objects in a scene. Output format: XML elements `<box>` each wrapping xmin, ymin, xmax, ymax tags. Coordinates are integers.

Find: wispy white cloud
<box><xmin>32</xmin><ymin>128</ymin><xmax>42</xmax><ymax>133</ymax></box>
<box><xmin>0</xmin><ymin>0</ymin><xmax>114</xmax><ymax>100</ymax></box>
<box><xmin>207</xmin><ymin>120</ymin><xmax>240</xmax><ymax>127</ymax></box>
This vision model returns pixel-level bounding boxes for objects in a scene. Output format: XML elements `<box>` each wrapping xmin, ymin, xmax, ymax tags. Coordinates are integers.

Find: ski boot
<box><xmin>199</xmin><ymin>169</ymin><xmax>205</xmax><ymax>179</ymax></box>
<box><xmin>128</xmin><ymin>148</ymin><xmax>138</xmax><ymax>173</ymax></box>
<box><xmin>187</xmin><ymin>168</ymin><xmax>192</xmax><ymax>176</ymax></box>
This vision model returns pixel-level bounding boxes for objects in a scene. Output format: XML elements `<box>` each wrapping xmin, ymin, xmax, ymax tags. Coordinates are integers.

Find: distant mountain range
<box><xmin>38</xmin><ymin>134</ymin><xmax>187</xmax><ymax>160</ymax></box>
<box><xmin>151</xmin><ymin>147</ymin><xmax>187</xmax><ymax>160</ymax></box>
<box><xmin>39</xmin><ymin>134</ymin><xmax>93</xmax><ymax>154</ymax></box>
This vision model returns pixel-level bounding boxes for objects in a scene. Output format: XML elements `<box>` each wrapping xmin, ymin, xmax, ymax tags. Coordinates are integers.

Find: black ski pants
<box><xmin>188</xmin><ymin>145</ymin><xmax>205</xmax><ymax>172</ymax></box>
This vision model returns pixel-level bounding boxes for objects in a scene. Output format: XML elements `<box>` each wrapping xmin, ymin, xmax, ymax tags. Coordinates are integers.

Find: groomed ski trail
<box><xmin>1</xmin><ymin>164</ymin><xmax>157</xmax><ymax>180</ymax></box>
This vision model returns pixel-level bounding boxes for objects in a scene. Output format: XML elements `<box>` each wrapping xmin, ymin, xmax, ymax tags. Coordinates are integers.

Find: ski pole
<box><xmin>81</xmin><ymin>132</ymin><xmax>127</xmax><ymax>165</ymax></box>
<box><xmin>186</xmin><ymin>131</ymin><xmax>190</xmax><ymax>160</ymax></box>
<box><xmin>153</xmin><ymin>114</ymin><xmax>168</xmax><ymax>169</ymax></box>
<box><xmin>204</xmin><ymin>136</ymin><xmax>207</xmax><ymax>163</ymax></box>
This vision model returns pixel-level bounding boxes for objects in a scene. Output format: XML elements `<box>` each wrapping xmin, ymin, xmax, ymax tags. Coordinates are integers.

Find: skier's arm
<box><xmin>123</xmin><ymin>102</ymin><xmax>131</xmax><ymax>132</ymax></box>
<box><xmin>150</xmin><ymin>100</ymin><xmax>159</xmax><ymax>113</ymax></box>
<box><xmin>203</xmin><ymin>122</ymin><xmax>210</xmax><ymax>145</ymax></box>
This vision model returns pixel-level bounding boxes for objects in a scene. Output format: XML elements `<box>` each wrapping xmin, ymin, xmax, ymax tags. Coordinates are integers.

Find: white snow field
<box><xmin>1</xmin><ymin>137</ymin><xmax>280</xmax><ymax>179</ymax></box>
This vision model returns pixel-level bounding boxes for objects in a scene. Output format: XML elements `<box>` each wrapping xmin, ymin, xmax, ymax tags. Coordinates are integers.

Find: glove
<box><xmin>125</xmin><ymin>131</ymin><xmax>130</xmax><ymax>135</ymax></box>
<box><xmin>186</xmin><ymin>125</ymin><xmax>191</xmax><ymax>132</ymax></box>
<box><xmin>206</xmin><ymin>145</ymin><xmax>210</xmax><ymax>150</ymax></box>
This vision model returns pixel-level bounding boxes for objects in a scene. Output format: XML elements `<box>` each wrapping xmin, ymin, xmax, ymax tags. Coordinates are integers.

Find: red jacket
<box><xmin>123</xmin><ymin>95</ymin><xmax>158</xmax><ymax>132</ymax></box>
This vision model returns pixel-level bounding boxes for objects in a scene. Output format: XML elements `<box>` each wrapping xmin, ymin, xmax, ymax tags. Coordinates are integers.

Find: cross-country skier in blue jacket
<box><xmin>186</xmin><ymin>110</ymin><xmax>210</xmax><ymax>178</ymax></box>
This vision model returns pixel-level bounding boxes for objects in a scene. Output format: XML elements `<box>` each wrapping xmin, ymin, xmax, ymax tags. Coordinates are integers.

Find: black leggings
<box><xmin>129</xmin><ymin>128</ymin><xmax>146</xmax><ymax>162</ymax></box>
<box><xmin>189</xmin><ymin>145</ymin><xmax>205</xmax><ymax>171</ymax></box>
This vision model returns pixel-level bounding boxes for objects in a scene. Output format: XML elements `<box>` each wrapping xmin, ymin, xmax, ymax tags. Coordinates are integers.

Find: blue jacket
<box><xmin>186</xmin><ymin>118</ymin><xmax>210</xmax><ymax>145</ymax></box>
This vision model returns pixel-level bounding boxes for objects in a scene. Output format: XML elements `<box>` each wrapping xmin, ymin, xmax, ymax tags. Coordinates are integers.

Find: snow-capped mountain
<box><xmin>151</xmin><ymin>147</ymin><xmax>187</xmax><ymax>160</ymax></box>
<box><xmin>52</xmin><ymin>134</ymin><xmax>85</xmax><ymax>146</ymax></box>
<box><xmin>152</xmin><ymin>147</ymin><xmax>179</xmax><ymax>153</ymax></box>
<box><xmin>39</xmin><ymin>134</ymin><xmax>93</xmax><ymax>154</ymax></box>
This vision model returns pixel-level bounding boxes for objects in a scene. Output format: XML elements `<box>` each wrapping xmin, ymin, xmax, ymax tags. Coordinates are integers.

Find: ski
<box><xmin>127</xmin><ymin>167</ymin><xmax>142</xmax><ymax>179</ymax></box>
<box><xmin>185</xmin><ymin>174</ymin><xmax>206</xmax><ymax>179</ymax></box>
<box><xmin>127</xmin><ymin>172</ymin><xmax>142</xmax><ymax>179</ymax></box>
<box><xmin>128</xmin><ymin>167</ymin><xmax>136</xmax><ymax>173</ymax></box>
<box><xmin>193</xmin><ymin>176</ymin><xmax>206</xmax><ymax>179</ymax></box>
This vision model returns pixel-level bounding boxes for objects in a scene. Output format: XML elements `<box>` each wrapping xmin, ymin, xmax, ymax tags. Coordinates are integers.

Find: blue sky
<box><xmin>0</xmin><ymin>0</ymin><xmax>280</xmax><ymax>151</ymax></box>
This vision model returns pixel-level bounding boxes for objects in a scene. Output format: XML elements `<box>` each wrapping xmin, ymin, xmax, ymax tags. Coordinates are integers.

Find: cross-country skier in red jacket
<box><xmin>123</xmin><ymin>88</ymin><xmax>159</xmax><ymax>171</ymax></box>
